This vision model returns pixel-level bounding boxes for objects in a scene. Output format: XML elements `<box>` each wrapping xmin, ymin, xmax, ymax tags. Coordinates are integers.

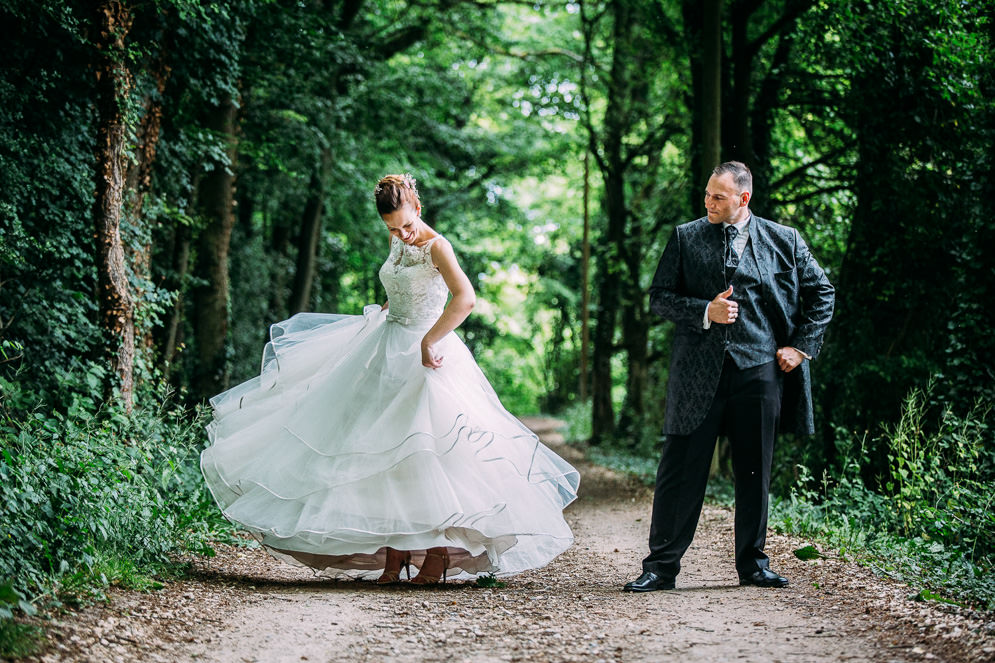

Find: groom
<box><xmin>624</xmin><ymin>161</ymin><xmax>835</xmax><ymax>592</ymax></box>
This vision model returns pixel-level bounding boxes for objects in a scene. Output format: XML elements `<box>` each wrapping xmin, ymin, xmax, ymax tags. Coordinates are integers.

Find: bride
<box><xmin>201</xmin><ymin>174</ymin><xmax>580</xmax><ymax>585</ymax></box>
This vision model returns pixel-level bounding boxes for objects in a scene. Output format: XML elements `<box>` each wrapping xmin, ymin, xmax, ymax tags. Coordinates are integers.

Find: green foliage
<box><xmin>792</xmin><ymin>545</ymin><xmax>824</xmax><ymax>561</ymax></box>
<box><xmin>0</xmin><ymin>377</ymin><xmax>231</xmax><ymax>610</ymax></box>
<box><xmin>0</xmin><ymin>582</ymin><xmax>35</xmax><ymax>621</ymax></box>
<box><xmin>0</xmin><ymin>583</ymin><xmax>40</xmax><ymax>657</ymax></box>
<box><xmin>909</xmin><ymin>589</ymin><xmax>963</xmax><ymax>607</ymax></box>
<box><xmin>0</xmin><ymin>617</ymin><xmax>43</xmax><ymax>659</ymax></box>
<box><xmin>561</xmin><ymin>400</ymin><xmax>594</xmax><ymax>444</ymax></box>
<box><xmin>1</xmin><ymin>0</ymin><xmax>993</xmax><ymax>640</ymax></box>
<box><xmin>0</xmin><ymin>2</ymin><xmax>101</xmax><ymax>404</ymax></box>
<box><xmin>773</xmin><ymin>383</ymin><xmax>995</xmax><ymax>609</ymax></box>
<box><xmin>815</xmin><ymin>0</ymin><xmax>994</xmax><ymax>475</ymax></box>
<box><xmin>474</xmin><ymin>574</ymin><xmax>506</xmax><ymax>589</ymax></box>
<box><xmin>883</xmin><ymin>388</ymin><xmax>994</xmax><ymax>562</ymax></box>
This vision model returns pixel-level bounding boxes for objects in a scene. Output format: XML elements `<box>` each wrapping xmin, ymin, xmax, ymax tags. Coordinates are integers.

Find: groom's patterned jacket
<box><xmin>649</xmin><ymin>215</ymin><xmax>835</xmax><ymax>437</ymax></box>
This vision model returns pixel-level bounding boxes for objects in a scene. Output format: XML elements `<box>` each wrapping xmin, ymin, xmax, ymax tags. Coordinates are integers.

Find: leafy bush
<box><xmin>560</xmin><ymin>399</ymin><xmax>593</xmax><ymax>444</ymax></box>
<box><xmin>0</xmin><ymin>582</ymin><xmax>42</xmax><ymax>658</ymax></box>
<box><xmin>773</xmin><ymin>383</ymin><xmax>995</xmax><ymax>609</ymax></box>
<box><xmin>0</xmin><ymin>375</ymin><xmax>230</xmax><ymax>606</ymax></box>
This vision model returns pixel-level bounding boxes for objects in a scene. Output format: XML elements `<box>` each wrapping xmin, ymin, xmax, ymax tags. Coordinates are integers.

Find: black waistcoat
<box><xmin>724</xmin><ymin>237</ymin><xmax>777</xmax><ymax>368</ymax></box>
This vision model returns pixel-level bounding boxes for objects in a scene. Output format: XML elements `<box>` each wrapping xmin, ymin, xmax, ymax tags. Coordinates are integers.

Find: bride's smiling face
<box><xmin>382</xmin><ymin>203</ymin><xmax>423</xmax><ymax>244</ymax></box>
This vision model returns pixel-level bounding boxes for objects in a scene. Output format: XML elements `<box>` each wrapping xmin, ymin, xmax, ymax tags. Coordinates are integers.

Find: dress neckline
<box><xmin>412</xmin><ymin>235</ymin><xmax>440</xmax><ymax>249</ymax></box>
<box><xmin>393</xmin><ymin>234</ymin><xmax>440</xmax><ymax>250</ymax></box>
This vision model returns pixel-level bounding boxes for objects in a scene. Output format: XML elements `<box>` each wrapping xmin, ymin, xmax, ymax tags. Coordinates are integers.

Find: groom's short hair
<box><xmin>713</xmin><ymin>161</ymin><xmax>753</xmax><ymax>195</ymax></box>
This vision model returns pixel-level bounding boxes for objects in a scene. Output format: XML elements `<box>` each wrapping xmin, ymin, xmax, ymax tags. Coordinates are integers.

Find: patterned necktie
<box><xmin>725</xmin><ymin>225</ymin><xmax>740</xmax><ymax>268</ymax></box>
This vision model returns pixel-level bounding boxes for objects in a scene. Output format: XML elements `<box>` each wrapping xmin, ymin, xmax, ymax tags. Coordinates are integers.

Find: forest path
<box><xmin>23</xmin><ymin>418</ymin><xmax>993</xmax><ymax>663</ymax></box>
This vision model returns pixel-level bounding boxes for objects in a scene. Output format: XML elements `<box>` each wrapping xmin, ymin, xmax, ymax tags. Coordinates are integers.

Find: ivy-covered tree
<box><xmin>815</xmin><ymin>0</ymin><xmax>994</xmax><ymax>476</ymax></box>
<box><xmin>1</xmin><ymin>2</ymin><xmax>103</xmax><ymax>408</ymax></box>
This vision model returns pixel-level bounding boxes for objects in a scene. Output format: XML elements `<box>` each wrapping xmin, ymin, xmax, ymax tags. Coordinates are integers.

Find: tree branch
<box><xmin>770</xmin><ymin>184</ymin><xmax>851</xmax><ymax>206</ymax></box>
<box><xmin>768</xmin><ymin>145</ymin><xmax>852</xmax><ymax>190</ymax></box>
<box><xmin>747</xmin><ymin>0</ymin><xmax>816</xmax><ymax>57</ymax></box>
<box><xmin>376</xmin><ymin>25</ymin><xmax>427</xmax><ymax>59</ymax></box>
<box><xmin>336</xmin><ymin>0</ymin><xmax>364</xmax><ymax>30</ymax></box>
<box><xmin>452</xmin><ymin>29</ymin><xmax>588</xmax><ymax>65</ymax></box>
<box><xmin>621</xmin><ymin>115</ymin><xmax>682</xmax><ymax>170</ymax></box>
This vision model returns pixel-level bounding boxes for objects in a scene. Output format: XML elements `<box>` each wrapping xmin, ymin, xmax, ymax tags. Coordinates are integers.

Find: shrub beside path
<box><xmin>14</xmin><ymin>417</ymin><xmax>995</xmax><ymax>663</ymax></box>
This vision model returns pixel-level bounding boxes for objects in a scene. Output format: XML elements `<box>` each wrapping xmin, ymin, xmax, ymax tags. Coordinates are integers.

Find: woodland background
<box><xmin>1</xmin><ymin>0</ymin><xmax>993</xmax><ymax>648</ymax></box>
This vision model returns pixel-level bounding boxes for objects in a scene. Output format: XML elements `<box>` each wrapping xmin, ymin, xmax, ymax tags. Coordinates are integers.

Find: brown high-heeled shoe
<box><xmin>411</xmin><ymin>547</ymin><xmax>450</xmax><ymax>585</ymax></box>
<box><xmin>377</xmin><ymin>548</ymin><xmax>411</xmax><ymax>584</ymax></box>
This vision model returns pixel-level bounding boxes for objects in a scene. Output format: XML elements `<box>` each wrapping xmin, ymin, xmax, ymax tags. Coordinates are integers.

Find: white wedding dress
<box><xmin>201</xmin><ymin>235</ymin><xmax>580</xmax><ymax>579</ymax></box>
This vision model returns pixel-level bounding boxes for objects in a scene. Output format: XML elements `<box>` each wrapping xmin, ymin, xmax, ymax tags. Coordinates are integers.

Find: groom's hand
<box><xmin>708</xmin><ymin>286</ymin><xmax>739</xmax><ymax>325</ymax></box>
<box><xmin>777</xmin><ymin>347</ymin><xmax>803</xmax><ymax>373</ymax></box>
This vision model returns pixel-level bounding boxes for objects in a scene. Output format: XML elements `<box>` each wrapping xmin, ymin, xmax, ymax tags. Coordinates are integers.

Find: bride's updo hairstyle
<box><xmin>374</xmin><ymin>174</ymin><xmax>420</xmax><ymax>215</ymax></box>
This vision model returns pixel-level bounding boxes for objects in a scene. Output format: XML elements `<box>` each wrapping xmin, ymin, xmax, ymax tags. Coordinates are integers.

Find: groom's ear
<box><xmin>740</xmin><ymin>191</ymin><xmax>751</xmax><ymax>207</ymax></box>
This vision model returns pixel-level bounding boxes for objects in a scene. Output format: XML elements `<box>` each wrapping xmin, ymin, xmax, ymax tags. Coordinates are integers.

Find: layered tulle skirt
<box><xmin>201</xmin><ymin>306</ymin><xmax>580</xmax><ymax>579</ymax></box>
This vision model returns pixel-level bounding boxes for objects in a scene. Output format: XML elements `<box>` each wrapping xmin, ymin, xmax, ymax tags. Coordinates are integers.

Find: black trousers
<box><xmin>642</xmin><ymin>357</ymin><xmax>782</xmax><ymax>578</ymax></box>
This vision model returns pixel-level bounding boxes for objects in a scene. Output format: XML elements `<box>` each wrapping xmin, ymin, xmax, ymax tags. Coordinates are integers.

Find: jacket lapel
<box><xmin>748</xmin><ymin>216</ymin><xmax>771</xmax><ymax>287</ymax></box>
<box><xmin>698</xmin><ymin>219</ymin><xmax>727</xmax><ymax>295</ymax></box>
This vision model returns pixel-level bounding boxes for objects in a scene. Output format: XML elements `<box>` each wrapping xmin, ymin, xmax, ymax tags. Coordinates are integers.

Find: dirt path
<box><xmin>17</xmin><ymin>418</ymin><xmax>995</xmax><ymax>663</ymax></box>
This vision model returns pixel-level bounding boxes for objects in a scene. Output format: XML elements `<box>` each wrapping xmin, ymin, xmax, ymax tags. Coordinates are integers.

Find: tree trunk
<box><xmin>589</xmin><ymin>0</ymin><xmax>634</xmax><ymax>444</ymax></box>
<box><xmin>748</xmin><ymin>31</ymin><xmax>793</xmax><ymax>209</ymax></box>
<box><xmin>591</xmin><ymin>162</ymin><xmax>627</xmax><ymax>443</ymax></box>
<box><xmin>589</xmin><ymin>0</ymin><xmax>662</xmax><ymax>444</ymax></box>
<box><xmin>617</xmin><ymin>294</ymin><xmax>649</xmax><ymax>441</ymax></box>
<box><xmin>237</xmin><ymin>188</ymin><xmax>255</xmax><ymax>237</ymax></box>
<box><xmin>728</xmin><ymin>1</ymin><xmax>755</xmax><ymax>165</ymax></box>
<box><xmin>191</xmin><ymin>96</ymin><xmax>238</xmax><ymax>401</ymax></box>
<box><xmin>727</xmin><ymin>0</ymin><xmax>814</xmax><ymax>205</ymax></box>
<box><xmin>288</xmin><ymin>158</ymin><xmax>328</xmax><ymax>315</ymax></box>
<box><xmin>701</xmin><ymin>0</ymin><xmax>723</xmax><ymax>180</ymax></box>
<box><xmin>589</xmin><ymin>258</ymin><xmax>619</xmax><ymax>444</ymax></box>
<box><xmin>124</xmin><ymin>58</ymin><xmax>169</xmax><ymax>218</ymax></box>
<box><xmin>158</xmin><ymin>223</ymin><xmax>191</xmax><ymax>377</ymax></box>
<box><xmin>127</xmin><ymin>58</ymin><xmax>171</xmax><ymax>355</ymax></box>
<box><xmin>579</xmin><ymin>150</ymin><xmax>592</xmax><ymax>403</ymax></box>
<box><xmin>92</xmin><ymin>0</ymin><xmax>135</xmax><ymax>410</ymax></box>
<box><xmin>583</xmin><ymin>0</ymin><xmax>680</xmax><ymax>443</ymax></box>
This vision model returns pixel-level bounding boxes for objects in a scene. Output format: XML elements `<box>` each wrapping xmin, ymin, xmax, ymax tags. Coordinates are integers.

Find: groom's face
<box><xmin>704</xmin><ymin>173</ymin><xmax>750</xmax><ymax>225</ymax></box>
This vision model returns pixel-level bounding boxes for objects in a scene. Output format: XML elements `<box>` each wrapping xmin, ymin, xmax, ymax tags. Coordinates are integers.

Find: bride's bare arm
<box><xmin>420</xmin><ymin>238</ymin><xmax>475</xmax><ymax>368</ymax></box>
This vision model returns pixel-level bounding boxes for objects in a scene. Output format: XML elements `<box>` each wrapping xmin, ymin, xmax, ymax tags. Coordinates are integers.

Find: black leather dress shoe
<box><xmin>623</xmin><ymin>571</ymin><xmax>676</xmax><ymax>592</ymax></box>
<box><xmin>739</xmin><ymin>568</ymin><xmax>789</xmax><ymax>587</ymax></box>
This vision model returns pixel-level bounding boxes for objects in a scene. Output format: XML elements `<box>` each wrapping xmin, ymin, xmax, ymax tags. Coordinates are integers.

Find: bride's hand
<box><xmin>421</xmin><ymin>341</ymin><xmax>443</xmax><ymax>369</ymax></box>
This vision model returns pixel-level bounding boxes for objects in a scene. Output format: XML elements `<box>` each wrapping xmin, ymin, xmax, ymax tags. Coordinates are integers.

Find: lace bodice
<box><xmin>378</xmin><ymin>235</ymin><xmax>449</xmax><ymax>324</ymax></box>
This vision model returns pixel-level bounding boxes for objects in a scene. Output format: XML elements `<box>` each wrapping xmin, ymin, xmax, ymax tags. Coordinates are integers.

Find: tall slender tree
<box><xmin>92</xmin><ymin>0</ymin><xmax>136</xmax><ymax>409</ymax></box>
<box><xmin>700</xmin><ymin>0</ymin><xmax>723</xmax><ymax>186</ymax></box>
<box><xmin>725</xmin><ymin>0</ymin><xmax>815</xmax><ymax>205</ymax></box>
<box><xmin>580</xmin><ymin>0</ymin><xmax>685</xmax><ymax>443</ymax></box>
<box><xmin>191</xmin><ymin>95</ymin><xmax>239</xmax><ymax>400</ymax></box>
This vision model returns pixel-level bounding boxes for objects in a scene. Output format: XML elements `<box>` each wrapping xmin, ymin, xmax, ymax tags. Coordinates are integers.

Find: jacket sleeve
<box><xmin>788</xmin><ymin>228</ymin><xmax>835</xmax><ymax>359</ymax></box>
<box><xmin>649</xmin><ymin>226</ymin><xmax>712</xmax><ymax>334</ymax></box>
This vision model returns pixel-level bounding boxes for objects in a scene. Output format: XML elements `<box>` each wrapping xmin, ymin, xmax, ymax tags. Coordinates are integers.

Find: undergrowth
<box><xmin>773</xmin><ymin>388</ymin><xmax>994</xmax><ymax>610</ymax></box>
<box><xmin>0</xmin><ymin>373</ymin><xmax>236</xmax><ymax>654</ymax></box>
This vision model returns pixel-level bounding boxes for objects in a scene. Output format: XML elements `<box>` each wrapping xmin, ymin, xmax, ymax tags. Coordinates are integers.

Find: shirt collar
<box><xmin>723</xmin><ymin>212</ymin><xmax>752</xmax><ymax>233</ymax></box>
